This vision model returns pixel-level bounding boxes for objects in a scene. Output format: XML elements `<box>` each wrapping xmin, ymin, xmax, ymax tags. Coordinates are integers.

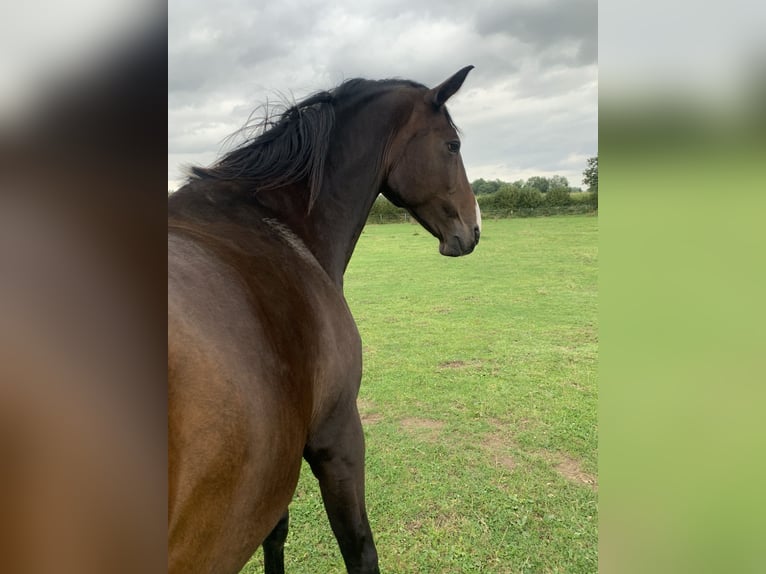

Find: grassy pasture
<box><xmin>242</xmin><ymin>215</ymin><xmax>598</xmax><ymax>573</ymax></box>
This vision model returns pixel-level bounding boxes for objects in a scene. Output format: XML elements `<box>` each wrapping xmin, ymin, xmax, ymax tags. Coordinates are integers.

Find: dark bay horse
<box><xmin>168</xmin><ymin>66</ymin><xmax>481</xmax><ymax>574</ymax></box>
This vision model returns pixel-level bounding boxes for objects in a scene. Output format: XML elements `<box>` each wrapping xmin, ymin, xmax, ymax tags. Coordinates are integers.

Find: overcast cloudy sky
<box><xmin>168</xmin><ymin>0</ymin><xmax>597</xmax><ymax>191</ymax></box>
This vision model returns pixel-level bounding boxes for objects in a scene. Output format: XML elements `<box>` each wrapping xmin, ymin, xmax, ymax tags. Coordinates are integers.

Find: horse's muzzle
<box><xmin>409</xmin><ymin>204</ymin><xmax>481</xmax><ymax>257</ymax></box>
<box><xmin>439</xmin><ymin>225</ymin><xmax>480</xmax><ymax>257</ymax></box>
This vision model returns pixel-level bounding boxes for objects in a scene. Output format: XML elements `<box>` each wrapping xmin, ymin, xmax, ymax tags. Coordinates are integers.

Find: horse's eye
<box><xmin>447</xmin><ymin>141</ymin><xmax>460</xmax><ymax>153</ymax></box>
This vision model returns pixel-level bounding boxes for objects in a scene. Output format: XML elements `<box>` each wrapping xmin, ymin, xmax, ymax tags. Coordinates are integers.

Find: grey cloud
<box><xmin>476</xmin><ymin>0</ymin><xmax>597</xmax><ymax>66</ymax></box>
<box><xmin>168</xmin><ymin>0</ymin><xmax>597</xmax><ymax>188</ymax></box>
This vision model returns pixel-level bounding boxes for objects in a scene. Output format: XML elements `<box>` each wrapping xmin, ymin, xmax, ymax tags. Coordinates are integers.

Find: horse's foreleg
<box><xmin>305</xmin><ymin>408</ymin><xmax>380</xmax><ymax>574</ymax></box>
<box><xmin>263</xmin><ymin>510</ymin><xmax>289</xmax><ymax>574</ymax></box>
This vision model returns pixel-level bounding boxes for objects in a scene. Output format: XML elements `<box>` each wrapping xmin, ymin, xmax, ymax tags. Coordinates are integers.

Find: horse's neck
<box><xmin>300</xmin><ymin>94</ymin><xmax>412</xmax><ymax>287</ymax></box>
<box><xmin>302</xmin><ymin>168</ymin><xmax>382</xmax><ymax>287</ymax></box>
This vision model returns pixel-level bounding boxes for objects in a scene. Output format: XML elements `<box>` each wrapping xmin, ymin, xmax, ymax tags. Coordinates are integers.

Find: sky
<box><xmin>168</xmin><ymin>0</ymin><xmax>598</xmax><ymax>191</ymax></box>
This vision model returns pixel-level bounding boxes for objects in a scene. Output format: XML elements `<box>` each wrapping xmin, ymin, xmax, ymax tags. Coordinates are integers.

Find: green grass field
<box><xmin>242</xmin><ymin>215</ymin><xmax>598</xmax><ymax>573</ymax></box>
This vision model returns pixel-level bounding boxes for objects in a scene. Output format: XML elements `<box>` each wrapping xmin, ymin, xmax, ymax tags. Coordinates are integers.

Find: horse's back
<box><xmin>168</xmin><ymin>230</ymin><xmax>311</xmax><ymax>573</ymax></box>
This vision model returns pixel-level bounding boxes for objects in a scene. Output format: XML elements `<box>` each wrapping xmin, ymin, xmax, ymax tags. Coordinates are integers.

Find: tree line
<box><xmin>472</xmin><ymin>156</ymin><xmax>597</xmax><ymax>201</ymax></box>
<box><xmin>472</xmin><ymin>174</ymin><xmax>575</xmax><ymax>196</ymax></box>
<box><xmin>368</xmin><ymin>156</ymin><xmax>597</xmax><ymax>223</ymax></box>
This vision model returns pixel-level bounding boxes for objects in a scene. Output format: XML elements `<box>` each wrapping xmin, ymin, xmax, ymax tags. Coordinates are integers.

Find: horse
<box><xmin>168</xmin><ymin>65</ymin><xmax>481</xmax><ymax>574</ymax></box>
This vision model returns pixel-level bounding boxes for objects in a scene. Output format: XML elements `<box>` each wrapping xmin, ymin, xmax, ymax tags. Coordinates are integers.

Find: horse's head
<box><xmin>382</xmin><ymin>66</ymin><xmax>481</xmax><ymax>256</ymax></box>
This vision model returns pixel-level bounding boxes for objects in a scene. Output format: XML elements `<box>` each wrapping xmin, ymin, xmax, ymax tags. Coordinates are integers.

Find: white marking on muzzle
<box><xmin>475</xmin><ymin>199</ymin><xmax>482</xmax><ymax>232</ymax></box>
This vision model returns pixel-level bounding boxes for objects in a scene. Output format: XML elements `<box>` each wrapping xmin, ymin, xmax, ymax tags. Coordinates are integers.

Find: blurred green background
<box><xmin>599</xmin><ymin>3</ymin><xmax>766</xmax><ymax>570</ymax></box>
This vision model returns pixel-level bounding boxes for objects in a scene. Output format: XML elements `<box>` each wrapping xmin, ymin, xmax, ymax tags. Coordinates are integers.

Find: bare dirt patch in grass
<box><xmin>405</xmin><ymin>517</ymin><xmax>424</xmax><ymax>533</ymax></box>
<box><xmin>401</xmin><ymin>417</ymin><xmax>444</xmax><ymax>430</ymax></box>
<box><xmin>551</xmin><ymin>454</ymin><xmax>597</xmax><ymax>490</ymax></box>
<box><xmin>361</xmin><ymin>412</ymin><xmax>383</xmax><ymax>425</ymax></box>
<box><xmin>481</xmin><ymin>420</ymin><xmax>519</xmax><ymax>472</ymax></box>
<box><xmin>405</xmin><ymin>512</ymin><xmax>459</xmax><ymax>535</ymax></box>
<box><xmin>482</xmin><ymin>432</ymin><xmax>517</xmax><ymax>471</ymax></box>
<box><xmin>358</xmin><ymin>398</ymin><xmax>383</xmax><ymax>425</ymax></box>
<box><xmin>400</xmin><ymin>417</ymin><xmax>444</xmax><ymax>441</ymax></box>
<box><xmin>431</xmin><ymin>306</ymin><xmax>453</xmax><ymax>314</ymax></box>
<box><xmin>436</xmin><ymin>359</ymin><xmax>484</xmax><ymax>370</ymax></box>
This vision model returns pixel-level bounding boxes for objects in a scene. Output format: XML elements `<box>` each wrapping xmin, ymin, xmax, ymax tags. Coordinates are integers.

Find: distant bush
<box><xmin>477</xmin><ymin>188</ymin><xmax>596</xmax><ymax>218</ymax></box>
<box><xmin>569</xmin><ymin>191</ymin><xmax>589</xmax><ymax>203</ymax></box>
<box><xmin>567</xmin><ymin>190</ymin><xmax>597</xmax><ymax>209</ymax></box>
<box><xmin>480</xmin><ymin>184</ymin><xmax>519</xmax><ymax>214</ymax></box>
<box><xmin>517</xmin><ymin>187</ymin><xmax>543</xmax><ymax>208</ymax></box>
<box><xmin>498</xmin><ymin>185</ymin><xmax>522</xmax><ymax>208</ymax></box>
<box><xmin>367</xmin><ymin>195</ymin><xmax>408</xmax><ymax>223</ymax></box>
<box><xmin>367</xmin><ymin>189</ymin><xmax>596</xmax><ymax>225</ymax></box>
<box><xmin>545</xmin><ymin>186</ymin><xmax>571</xmax><ymax>206</ymax></box>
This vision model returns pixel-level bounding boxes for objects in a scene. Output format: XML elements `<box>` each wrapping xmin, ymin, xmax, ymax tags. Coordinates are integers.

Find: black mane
<box><xmin>188</xmin><ymin>78</ymin><xmax>427</xmax><ymax>209</ymax></box>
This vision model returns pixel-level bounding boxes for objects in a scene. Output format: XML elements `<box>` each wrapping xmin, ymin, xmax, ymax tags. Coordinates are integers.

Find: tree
<box><xmin>583</xmin><ymin>156</ymin><xmax>598</xmax><ymax>209</ymax></box>
<box><xmin>471</xmin><ymin>178</ymin><xmax>488</xmax><ymax>195</ymax></box>
<box><xmin>525</xmin><ymin>176</ymin><xmax>550</xmax><ymax>194</ymax></box>
<box><xmin>583</xmin><ymin>156</ymin><xmax>598</xmax><ymax>192</ymax></box>
<box><xmin>485</xmin><ymin>179</ymin><xmax>503</xmax><ymax>194</ymax></box>
<box><xmin>471</xmin><ymin>178</ymin><xmax>505</xmax><ymax>195</ymax></box>
<box><xmin>549</xmin><ymin>174</ymin><xmax>570</xmax><ymax>191</ymax></box>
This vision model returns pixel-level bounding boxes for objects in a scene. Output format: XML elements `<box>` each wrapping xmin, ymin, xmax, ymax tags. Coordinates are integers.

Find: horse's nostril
<box><xmin>474</xmin><ymin>225</ymin><xmax>481</xmax><ymax>243</ymax></box>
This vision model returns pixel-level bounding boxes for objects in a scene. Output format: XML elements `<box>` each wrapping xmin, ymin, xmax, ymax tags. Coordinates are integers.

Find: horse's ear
<box><xmin>427</xmin><ymin>65</ymin><xmax>474</xmax><ymax>107</ymax></box>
